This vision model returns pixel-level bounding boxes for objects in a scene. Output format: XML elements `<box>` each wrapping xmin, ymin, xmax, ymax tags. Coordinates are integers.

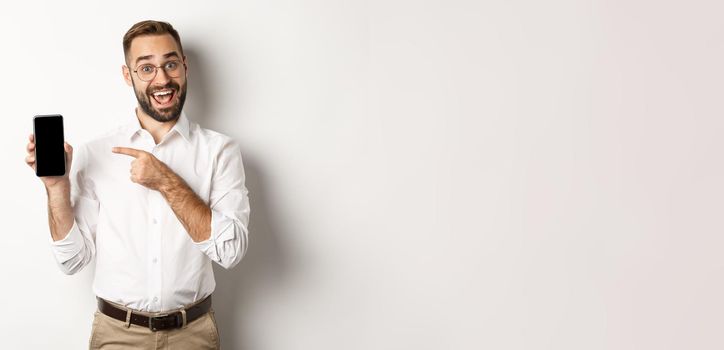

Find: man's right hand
<box><xmin>25</xmin><ymin>133</ymin><xmax>74</xmax><ymax>189</ymax></box>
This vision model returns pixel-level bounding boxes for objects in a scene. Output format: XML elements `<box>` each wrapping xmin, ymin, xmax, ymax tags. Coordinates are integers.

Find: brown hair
<box><xmin>123</xmin><ymin>20</ymin><xmax>184</xmax><ymax>63</ymax></box>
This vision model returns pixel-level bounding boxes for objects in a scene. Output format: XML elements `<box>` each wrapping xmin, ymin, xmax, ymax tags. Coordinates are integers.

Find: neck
<box><xmin>135</xmin><ymin>107</ymin><xmax>178</xmax><ymax>144</ymax></box>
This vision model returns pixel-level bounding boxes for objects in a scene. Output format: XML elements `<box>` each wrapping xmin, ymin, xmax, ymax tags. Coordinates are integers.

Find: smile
<box><xmin>151</xmin><ymin>89</ymin><xmax>176</xmax><ymax>107</ymax></box>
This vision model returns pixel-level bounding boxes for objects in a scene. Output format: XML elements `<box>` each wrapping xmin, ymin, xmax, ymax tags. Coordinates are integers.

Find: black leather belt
<box><xmin>97</xmin><ymin>295</ymin><xmax>212</xmax><ymax>331</ymax></box>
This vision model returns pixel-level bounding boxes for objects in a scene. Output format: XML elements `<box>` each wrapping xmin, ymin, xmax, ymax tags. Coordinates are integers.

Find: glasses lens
<box><xmin>137</xmin><ymin>64</ymin><xmax>156</xmax><ymax>81</ymax></box>
<box><xmin>164</xmin><ymin>61</ymin><xmax>181</xmax><ymax>78</ymax></box>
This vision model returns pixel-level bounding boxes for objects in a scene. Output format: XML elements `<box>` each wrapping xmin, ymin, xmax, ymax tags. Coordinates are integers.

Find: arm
<box><xmin>196</xmin><ymin>140</ymin><xmax>250</xmax><ymax>269</ymax></box>
<box><xmin>27</xmin><ymin>135</ymin><xmax>98</xmax><ymax>274</ymax></box>
<box><xmin>26</xmin><ymin>134</ymin><xmax>75</xmax><ymax>241</ymax></box>
<box><xmin>159</xmin><ymin>175</ymin><xmax>212</xmax><ymax>243</ymax></box>
<box><xmin>110</xmin><ymin>146</ymin><xmax>212</xmax><ymax>242</ymax></box>
<box><xmin>112</xmin><ymin>142</ymin><xmax>249</xmax><ymax>269</ymax></box>
<box><xmin>46</xmin><ymin>182</ymin><xmax>74</xmax><ymax>242</ymax></box>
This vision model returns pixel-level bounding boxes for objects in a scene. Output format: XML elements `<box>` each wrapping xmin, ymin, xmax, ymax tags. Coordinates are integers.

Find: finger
<box><xmin>112</xmin><ymin>147</ymin><xmax>143</xmax><ymax>158</ymax></box>
<box><xmin>29</xmin><ymin>134</ymin><xmax>34</xmax><ymax>142</ymax></box>
<box><xmin>65</xmin><ymin>142</ymin><xmax>73</xmax><ymax>168</ymax></box>
<box><xmin>27</xmin><ymin>142</ymin><xmax>35</xmax><ymax>152</ymax></box>
<box><xmin>26</xmin><ymin>157</ymin><xmax>36</xmax><ymax>171</ymax></box>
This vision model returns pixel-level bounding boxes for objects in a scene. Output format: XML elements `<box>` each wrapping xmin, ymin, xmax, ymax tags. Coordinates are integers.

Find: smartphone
<box><xmin>33</xmin><ymin>114</ymin><xmax>66</xmax><ymax>177</ymax></box>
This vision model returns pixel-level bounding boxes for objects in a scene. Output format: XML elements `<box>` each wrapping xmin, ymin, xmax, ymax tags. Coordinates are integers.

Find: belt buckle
<box><xmin>149</xmin><ymin>313</ymin><xmax>180</xmax><ymax>332</ymax></box>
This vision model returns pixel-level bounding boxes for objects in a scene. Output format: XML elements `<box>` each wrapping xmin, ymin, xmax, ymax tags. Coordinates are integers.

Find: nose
<box><xmin>152</xmin><ymin>67</ymin><xmax>171</xmax><ymax>85</ymax></box>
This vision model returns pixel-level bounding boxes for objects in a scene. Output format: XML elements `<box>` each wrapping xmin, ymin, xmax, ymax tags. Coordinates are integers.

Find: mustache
<box><xmin>147</xmin><ymin>82</ymin><xmax>180</xmax><ymax>95</ymax></box>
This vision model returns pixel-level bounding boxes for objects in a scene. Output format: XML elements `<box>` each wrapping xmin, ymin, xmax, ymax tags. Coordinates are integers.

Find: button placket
<box><xmin>148</xmin><ymin>184</ymin><xmax>163</xmax><ymax>310</ymax></box>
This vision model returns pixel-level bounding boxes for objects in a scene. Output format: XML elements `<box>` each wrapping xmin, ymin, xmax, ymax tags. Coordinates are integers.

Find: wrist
<box><xmin>46</xmin><ymin>180</ymin><xmax>71</xmax><ymax>208</ymax></box>
<box><xmin>45</xmin><ymin>179</ymin><xmax>70</xmax><ymax>195</ymax></box>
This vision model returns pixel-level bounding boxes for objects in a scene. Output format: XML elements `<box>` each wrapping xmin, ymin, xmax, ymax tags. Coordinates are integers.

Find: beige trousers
<box><xmin>88</xmin><ymin>309</ymin><xmax>220</xmax><ymax>350</ymax></box>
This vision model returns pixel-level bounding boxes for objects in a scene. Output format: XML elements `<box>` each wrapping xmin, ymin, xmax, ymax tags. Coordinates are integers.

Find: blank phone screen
<box><xmin>34</xmin><ymin>115</ymin><xmax>65</xmax><ymax>177</ymax></box>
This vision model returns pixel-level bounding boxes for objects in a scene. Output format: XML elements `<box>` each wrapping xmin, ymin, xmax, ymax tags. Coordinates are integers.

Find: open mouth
<box><xmin>150</xmin><ymin>89</ymin><xmax>176</xmax><ymax>108</ymax></box>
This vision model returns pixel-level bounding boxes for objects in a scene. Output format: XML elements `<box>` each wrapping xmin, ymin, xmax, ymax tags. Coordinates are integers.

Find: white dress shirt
<box><xmin>49</xmin><ymin>112</ymin><xmax>250</xmax><ymax>312</ymax></box>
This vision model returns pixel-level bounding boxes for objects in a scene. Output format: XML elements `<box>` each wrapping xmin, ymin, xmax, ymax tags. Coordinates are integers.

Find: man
<box><xmin>24</xmin><ymin>20</ymin><xmax>250</xmax><ymax>349</ymax></box>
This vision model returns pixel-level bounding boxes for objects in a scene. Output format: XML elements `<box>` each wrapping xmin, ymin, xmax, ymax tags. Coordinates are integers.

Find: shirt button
<box><xmin>153</xmin><ymin>297</ymin><xmax>158</xmax><ymax>302</ymax></box>
<box><xmin>152</xmin><ymin>218</ymin><xmax>157</xmax><ymax>224</ymax></box>
<box><xmin>152</xmin><ymin>258</ymin><xmax>157</xmax><ymax>263</ymax></box>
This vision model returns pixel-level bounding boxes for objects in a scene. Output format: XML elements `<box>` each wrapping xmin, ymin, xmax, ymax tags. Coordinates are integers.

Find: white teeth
<box><xmin>153</xmin><ymin>90</ymin><xmax>173</xmax><ymax>96</ymax></box>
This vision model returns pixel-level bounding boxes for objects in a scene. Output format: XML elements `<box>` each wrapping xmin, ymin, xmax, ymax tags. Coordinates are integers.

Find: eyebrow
<box><xmin>134</xmin><ymin>51</ymin><xmax>181</xmax><ymax>65</ymax></box>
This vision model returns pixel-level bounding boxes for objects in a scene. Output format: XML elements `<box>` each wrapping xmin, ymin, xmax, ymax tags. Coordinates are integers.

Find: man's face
<box><xmin>123</xmin><ymin>34</ymin><xmax>187</xmax><ymax>123</ymax></box>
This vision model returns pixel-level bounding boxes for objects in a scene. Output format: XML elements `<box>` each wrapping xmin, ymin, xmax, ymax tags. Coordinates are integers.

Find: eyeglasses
<box><xmin>132</xmin><ymin>60</ymin><xmax>184</xmax><ymax>82</ymax></box>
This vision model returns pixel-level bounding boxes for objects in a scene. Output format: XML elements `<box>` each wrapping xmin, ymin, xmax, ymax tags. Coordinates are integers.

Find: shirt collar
<box><xmin>171</xmin><ymin>112</ymin><xmax>191</xmax><ymax>143</ymax></box>
<box><xmin>125</xmin><ymin>109</ymin><xmax>191</xmax><ymax>144</ymax></box>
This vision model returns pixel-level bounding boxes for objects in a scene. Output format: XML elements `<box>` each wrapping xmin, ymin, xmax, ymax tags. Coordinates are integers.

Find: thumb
<box><xmin>64</xmin><ymin>142</ymin><xmax>73</xmax><ymax>172</ymax></box>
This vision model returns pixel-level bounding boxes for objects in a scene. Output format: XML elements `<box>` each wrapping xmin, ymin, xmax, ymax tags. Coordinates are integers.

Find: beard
<box><xmin>132</xmin><ymin>79</ymin><xmax>187</xmax><ymax>123</ymax></box>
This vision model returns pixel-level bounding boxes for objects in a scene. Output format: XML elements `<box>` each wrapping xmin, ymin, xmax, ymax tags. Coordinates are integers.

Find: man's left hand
<box><xmin>112</xmin><ymin>147</ymin><xmax>175</xmax><ymax>191</ymax></box>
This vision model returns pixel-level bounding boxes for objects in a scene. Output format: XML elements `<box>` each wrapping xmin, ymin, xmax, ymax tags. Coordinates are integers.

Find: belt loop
<box><xmin>124</xmin><ymin>309</ymin><xmax>132</xmax><ymax>328</ymax></box>
<box><xmin>180</xmin><ymin>309</ymin><xmax>187</xmax><ymax>328</ymax></box>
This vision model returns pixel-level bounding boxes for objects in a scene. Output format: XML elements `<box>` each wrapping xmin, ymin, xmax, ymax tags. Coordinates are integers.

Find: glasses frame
<box><xmin>132</xmin><ymin>60</ymin><xmax>185</xmax><ymax>82</ymax></box>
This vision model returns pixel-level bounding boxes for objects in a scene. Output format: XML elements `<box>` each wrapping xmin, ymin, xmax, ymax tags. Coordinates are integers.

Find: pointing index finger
<box><xmin>112</xmin><ymin>147</ymin><xmax>143</xmax><ymax>158</ymax></box>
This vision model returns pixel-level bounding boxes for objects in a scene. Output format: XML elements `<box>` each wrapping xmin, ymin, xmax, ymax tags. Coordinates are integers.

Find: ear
<box><xmin>183</xmin><ymin>55</ymin><xmax>188</xmax><ymax>77</ymax></box>
<box><xmin>122</xmin><ymin>65</ymin><xmax>132</xmax><ymax>86</ymax></box>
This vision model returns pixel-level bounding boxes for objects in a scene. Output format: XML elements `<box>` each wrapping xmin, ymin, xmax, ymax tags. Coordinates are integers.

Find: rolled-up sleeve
<box><xmin>194</xmin><ymin>140</ymin><xmax>250</xmax><ymax>269</ymax></box>
<box><xmin>49</xmin><ymin>145</ymin><xmax>99</xmax><ymax>275</ymax></box>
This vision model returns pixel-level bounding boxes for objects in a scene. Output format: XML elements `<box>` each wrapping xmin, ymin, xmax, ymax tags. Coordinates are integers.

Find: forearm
<box><xmin>46</xmin><ymin>181</ymin><xmax>74</xmax><ymax>242</ymax></box>
<box><xmin>47</xmin><ymin>182</ymin><xmax>99</xmax><ymax>275</ymax></box>
<box><xmin>160</xmin><ymin>174</ymin><xmax>212</xmax><ymax>242</ymax></box>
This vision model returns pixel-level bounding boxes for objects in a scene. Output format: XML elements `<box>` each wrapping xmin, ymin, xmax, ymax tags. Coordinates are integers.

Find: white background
<box><xmin>1</xmin><ymin>0</ymin><xmax>724</xmax><ymax>349</ymax></box>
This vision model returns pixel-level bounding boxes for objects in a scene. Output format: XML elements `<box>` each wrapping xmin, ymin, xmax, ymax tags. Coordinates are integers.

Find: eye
<box><xmin>139</xmin><ymin>65</ymin><xmax>154</xmax><ymax>74</ymax></box>
<box><xmin>165</xmin><ymin>61</ymin><xmax>179</xmax><ymax>70</ymax></box>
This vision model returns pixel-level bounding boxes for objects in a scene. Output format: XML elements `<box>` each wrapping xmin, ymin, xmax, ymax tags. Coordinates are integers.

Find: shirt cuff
<box><xmin>48</xmin><ymin>220</ymin><xmax>83</xmax><ymax>264</ymax></box>
<box><xmin>193</xmin><ymin>209</ymin><xmax>236</xmax><ymax>261</ymax></box>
